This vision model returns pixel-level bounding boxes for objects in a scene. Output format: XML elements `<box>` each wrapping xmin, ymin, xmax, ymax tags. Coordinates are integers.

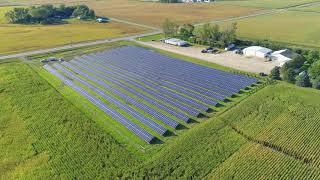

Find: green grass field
<box><xmin>219</xmin><ymin>11</ymin><xmax>320</xmax><ymax>48</ymax></box>
<box><xmin>217</xmin><ymin>0</ymin><xmax>319</xmax><ymax>9</ymax></box>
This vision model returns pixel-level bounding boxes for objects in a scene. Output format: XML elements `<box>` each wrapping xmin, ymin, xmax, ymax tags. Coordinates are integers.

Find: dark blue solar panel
<box><xmin>43</xmin><ymin>64</ymin><xmax>155</xmax><ymax>143</ymax></box>
<box><xmin>53</xmin><ymin>63</ymin><xmax>168</xmax><ymax>136</ymax></box>
<box><xmin>64</xmin><ymin>61</ymin><xmax>184</xmax><ymax>126</ymax></box>
<box><xmin>72</xmin><ymin>58</ymin><xmax>202</xmax><ymax>118</ymax></box>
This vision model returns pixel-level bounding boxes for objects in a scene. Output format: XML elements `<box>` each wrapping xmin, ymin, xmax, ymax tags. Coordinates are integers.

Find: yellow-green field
<box><xmin>217</xmin><ymin>0</ymin><xmax>320</xmax><ymax>9</ymax></box>
<box><xmin>0</xmin><ymin>6</ymin><xmax>146</xmax><ymax>55</ymax></box>
<box><xmin>292</xmin><ymin>3</ymin><xmax>320</xmax><ymax>12</ymax></box>
<box><xmin>86</xmin><ymin>0</ymin><xmax>262</xmax><ymax>27</ymax></box>
<box><xmin>220</xmin><ymin>11</ymin><xmax>320</xmax><ymax>48</ymax></box>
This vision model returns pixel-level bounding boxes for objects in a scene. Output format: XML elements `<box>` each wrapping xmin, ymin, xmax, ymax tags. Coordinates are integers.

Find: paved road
<box><xmin>0</xmin><ymin>31</ymin><xmax>161</xmax><ymax>60</ymax></box>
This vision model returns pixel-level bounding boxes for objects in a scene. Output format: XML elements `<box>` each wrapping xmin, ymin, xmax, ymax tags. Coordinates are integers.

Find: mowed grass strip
<box><xmin>0</xmin><ymin>6</ymin><xmax>146</xmax><ymax>55</ymax></box>
<box><xmin>87</xmin><ymin>0</ymin><xmax>262</xmax><ymax>27</ymax></box>
<box><xmin>220</xmin><ymin>11</ymin><xmax>320</xmax><ymax>48</ymax></box>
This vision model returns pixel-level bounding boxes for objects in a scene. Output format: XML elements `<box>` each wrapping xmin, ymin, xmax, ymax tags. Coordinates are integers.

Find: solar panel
<box><xmin>53</xmin><ymin>63</ymin><xmax>168</xmax><ymax>136</ymax></box>
<box><xmin>63</xmin><ymin>61</ymin><xmax>183</xmax><ymax>127</ymax></box>
<box><xmin>43</xmin><ymin>45</ymin><xmax>258</xmax><ymax>144</ymax></box>
<box><xmin>72</xmin><ymin>59</ymin><xmax>202</xmax><ymax>118</ymax></box>
<box><xmin>44</xmin><ymin>64</ymin><xmax>156</xmax><ymax>143</ymax></box>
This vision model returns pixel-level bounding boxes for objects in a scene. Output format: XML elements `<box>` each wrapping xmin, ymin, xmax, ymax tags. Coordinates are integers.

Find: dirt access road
<box><xmin>137</xmin><ymin>41</ymin><xmax>278</xmax><ymax>74</ymax></box>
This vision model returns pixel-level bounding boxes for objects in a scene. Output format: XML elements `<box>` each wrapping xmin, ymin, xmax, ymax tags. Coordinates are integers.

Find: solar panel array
<box><xmin>44</xmin><ymin>46</ymin><xmax>258</xmax><ymax>143</ymax></box>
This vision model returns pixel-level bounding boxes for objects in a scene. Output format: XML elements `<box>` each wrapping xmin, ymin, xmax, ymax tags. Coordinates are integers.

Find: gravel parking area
<box><xmin>138</xmin><ymin>41</ymin><xmax>279</xmax><ymax>74</ymax></box>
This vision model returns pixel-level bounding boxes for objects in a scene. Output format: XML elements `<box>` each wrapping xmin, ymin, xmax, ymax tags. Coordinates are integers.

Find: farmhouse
<box><xmin>243</xmin><ymin>46</ymin><xmax>272</xmax><ymax>58</ymax></box>
<box><xmin>164</xmin><ymin>38</ymin><xmax>189</xmax><ymax>47</ymax></box>
<box><xmin>179</xmin><ymin>0</ymin><xmax>213</xmax><ymax>3</ymax></box>
<box><xmin>271</xmin><ymin>49</ymin><xmax>296</xmax><ymax>67</ymax></box>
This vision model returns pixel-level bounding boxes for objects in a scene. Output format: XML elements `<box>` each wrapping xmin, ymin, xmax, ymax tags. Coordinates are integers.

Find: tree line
<box><xmin>5</xmin><ymin>4</ymin><xmax>96</xmax><ymax>25</ymax></box>
<box><xmin>270</xmin><ymin>50</ymin><xmax>320</xmax><ymax>89</ymax></box>
<box><xmin>162</xmin><ymin>19</ymin><xmax>237</xmax><ymax>48</ymax></box>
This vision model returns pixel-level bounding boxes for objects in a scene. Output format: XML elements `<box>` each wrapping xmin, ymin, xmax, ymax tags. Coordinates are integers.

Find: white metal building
<box><xmin>164</xmin><ymin>38</ymin><xmax>189</xmax><ymax>47</ymax></box>
<box><xmin>242</xmin><ymin>46</ymin><xmax>272</xmax><ymax>58</ymax></box>
<box><xmin>271</xmin><ymin>49</ymin><xmax>295</xmax><ymax>67</ymax></box>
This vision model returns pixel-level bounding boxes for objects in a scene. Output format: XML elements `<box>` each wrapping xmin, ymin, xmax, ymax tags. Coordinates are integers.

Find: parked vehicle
<box><xmin>225</xmin><ymin>44</ymin><xmax>236</xmax><ymax>51</ymax></box>
<box><xmin>201</xmin><ymin>47</ymin><xmax>219</xmax><ymax>54</ymax></box>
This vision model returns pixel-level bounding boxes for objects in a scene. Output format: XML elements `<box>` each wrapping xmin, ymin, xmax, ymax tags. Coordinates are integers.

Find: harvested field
<box><xmin>0</xmin><ymin>7</ymin><xmax>146</xmax><ymax>55</ymax></box>
<box><xmin>86</xmin><ymin>0</ymin><xmax>262</xmax><ymax>27</ymax></box>
<box><xmin>217</xmin><ymin>0</ymin><xmax>320</xmax><ymax>9</ymax></box>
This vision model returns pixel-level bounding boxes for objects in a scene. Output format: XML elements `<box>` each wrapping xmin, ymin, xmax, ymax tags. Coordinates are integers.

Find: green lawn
<box><xmin>216</xmin><ymin>0</ymin><xmax>319</xmax><ymax>9</ymax></box>
<box><xmin>220</xmin><ymin>11</ymin><xmax>320</xmax><ymax>48</ymax></box>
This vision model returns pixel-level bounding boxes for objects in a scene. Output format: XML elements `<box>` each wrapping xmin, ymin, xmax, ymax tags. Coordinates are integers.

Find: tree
<box><xmin>5</xmin><ymin>7</ymin><xmax>30</xmax><ymax>23</ymax></box>
<box><xmin>282</xmin><ymin>67</ymin><xmax>296</xmax><ymax>84</ymax></box>
<box><xmin>309</xmin><ymin>60</ymin><xmax>320</xmax><ymax>80</ymax></box>
<box><xmin>295</xmin><ymin>72</ymin><xmax>311</xmax><ymax>87</ymax></box>
<box><xmin>162</xmin><ymin>19</ymin><xmax>179</xmax><ymax>38</ymax></box>
<box><xmin>179</xmin><ymin>24</ymin><xmax>194</xmax><ymax>40</ymax></box>
<box><xmin>270</xmin><ymin>66</ymin><xmax>281</xmax><ymax>80</ymax></box>
<box><xmin>312</xmin><ymin>76</ymin><xmax>320</xmax><ymax>89</ymax></box>
<box><xmin>306</xmin><ymin>50</ymin><xmax>320</xmax><ymax>64</ymax></box>
<box><xmin>220</xmin><ymin>22</ymin><xmax>237</xmax><ymax>47</ymax></box>
<box><xmin>72</xmin><ymin>5</ymin><xmax>95</xmax><ymax>19</ymax></box>
<box><xmin>29</xmin><ymin>6</ymin><xmax>51</xmax><ymax>22</ymax></box>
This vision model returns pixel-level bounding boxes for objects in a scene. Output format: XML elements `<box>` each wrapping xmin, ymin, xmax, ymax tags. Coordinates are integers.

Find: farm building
<box><xmin>179</xmin><ymin>0</ymin><xmax>213</xmax><ymax>3</ymax></box>
<box><xmin>164</xmin><ymin>38</ymin><xmax>189</xmax><ymax>47</ymax></box>
<box><xmin>243</xmin><ymin>46</ymin><xmax>272</xmax><ymax>58</ymax></box>
<box><xmin>96</xmin><ymin>17</ymin><xmax>109</xmax><ymax>23</ymax></box>
<box><xmin>271</xmin><ymin>49</ymin><xmax>296</xmax><ymax>67</ymax></box>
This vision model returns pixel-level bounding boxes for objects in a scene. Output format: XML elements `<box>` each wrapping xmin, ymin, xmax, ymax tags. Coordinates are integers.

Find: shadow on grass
<box><xmin>206</xmin><ymin>108</ymin><xmax>215</xmax><ymax>113</ymax></box>
<box><xmin>151</xmin><ymin>138</ymin><xmax>163</xmax><ymax>144</ymax></box>
<box><xmin>163</xmin><ymin>130</ymin><xmax>177</xmax><ymax>137</ymax></box>
<box><xmin>176</xmin><ymin>124</ymin><xmax>189</xmax><ymax>130</ymax></box>
<box><xmin>188</xmin><ymin>118</ymin><xmax>200</xmax><ymax>124</ymax></box>
<box><xmin>215</xmin><ymin>103</ymin><xmax>225</xmax><ymax>107</ymax></box>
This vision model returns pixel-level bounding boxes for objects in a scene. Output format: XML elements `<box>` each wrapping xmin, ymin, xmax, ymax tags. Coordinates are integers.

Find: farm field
<box><xmin>0</xmin><ymin>60</ymin><xmax>141</xmax><ymax>178</ymax></box>
<box><xmin>86</xmin><ymin>0</ymin><xmax>262</xmax><ymax>27</ymax></box>
<box><xmin>220</xmin><ymin>11</ymin><xmax>320</xmax><ymax>48</ymax></box>
<box><xmin>2</xmin><ymin>40</ymin><xmax>320</xmax><ymax>178</ymax></box>
<box><xmin>292</xmin><ymin>3</ymin><xmax>320</xmax><ymax>12</ymax></box>
<box><xmin>216</xmin><ymin>0</ymin><xmax>320</xmax><ymax>9</ymax></box>
<box><xmin>0</xmin><ymin>6</ymin><xmax>146</xmax><ymax>55</ymax></box>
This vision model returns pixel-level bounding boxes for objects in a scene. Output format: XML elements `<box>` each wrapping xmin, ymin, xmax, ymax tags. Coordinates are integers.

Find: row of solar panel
<box><xmin>44</xmin><ymin>64</ymin><xmax>155</xmax><ymax>143</ymax></box>
<box><xmin>44</xmin><ymin>46</ymin><xmax>257</xmax><ymax>143</ymax></box>
<box><xmin>97</xmin><ymin>46</ymin><xmax>257</xmax><ymax>88</ymax></box>
<box><xmin>88</xmin><ymin>49</ymin><xmax>249</xmax><ymax>96</ymax></box>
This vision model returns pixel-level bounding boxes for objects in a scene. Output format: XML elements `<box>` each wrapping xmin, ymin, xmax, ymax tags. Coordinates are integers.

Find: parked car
<box><xmin>201</xmin><ymin>47</ymin><xmax>219</xmax><ymax>54</ymax></box>
<box><xmin>225</xmin><ymin>44</ymin><xmax>236</xmax><ymax>51</ymax></box>
<box><xmin>233</xmin><ymin>48</ymin><xmax>243</xmax><ymax>55</ymax></box>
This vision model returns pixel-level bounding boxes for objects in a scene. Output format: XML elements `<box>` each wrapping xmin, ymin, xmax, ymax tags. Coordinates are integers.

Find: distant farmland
<box><xmin>217</xmin><ymin>0</ymin><xmax>320</xmax><ymax>9</ymax></box>
<box><xmin>86</xmin><ymin>0</ymin><xmax>262</xmax><ymax>27</ymax></box>
<box><xmin>0</xmin><ymin>6</ymin><xmax>146</xmax><ymax>55</ymax></box>
<box><xmin>220</xmin><ymin>11</ymin><xmax>320</xmax><ymax>48</ymax></box>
